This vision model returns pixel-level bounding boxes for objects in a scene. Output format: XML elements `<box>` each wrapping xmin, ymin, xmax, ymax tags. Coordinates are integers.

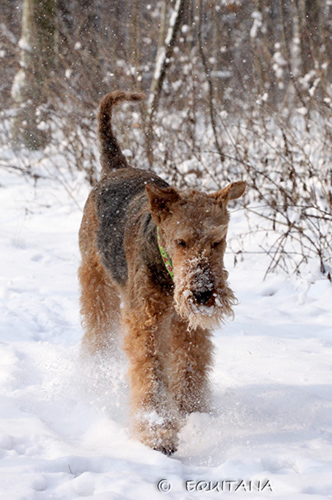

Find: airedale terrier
<box><xmin>78</xmin><ymin>91</ymin><xmax>246</xmax><ymax>455</ymax></box>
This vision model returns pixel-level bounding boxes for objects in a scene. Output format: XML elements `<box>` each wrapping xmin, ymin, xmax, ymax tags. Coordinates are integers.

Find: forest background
<box><xmin>0</xmin><ymin>0</ymin><xmax>331</xmax><ymax>277</ymax></box>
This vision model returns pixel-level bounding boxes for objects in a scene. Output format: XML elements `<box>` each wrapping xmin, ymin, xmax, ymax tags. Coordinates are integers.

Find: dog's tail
<box><xmin>98</xmin><ymin>91</ymin><xmax>145</xmax><ymax>173</ymax></box>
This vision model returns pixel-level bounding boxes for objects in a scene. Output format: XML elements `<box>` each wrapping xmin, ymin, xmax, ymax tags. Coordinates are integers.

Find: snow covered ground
<box><xmin>1</xmin><ymin>168</ymin><xmax>332</xmax><ymax>500</ymax></box>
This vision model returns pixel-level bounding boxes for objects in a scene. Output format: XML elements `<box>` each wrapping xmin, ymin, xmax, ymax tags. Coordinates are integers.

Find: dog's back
<box><xmin>96</xmin><ymin>169</ymin><xmax>169</xmax><ymax>286</ymax></box>
<box><xmin>82</xmin><ymin>92</ymin><xmax>170</xmax><ymax>288</ymax></box>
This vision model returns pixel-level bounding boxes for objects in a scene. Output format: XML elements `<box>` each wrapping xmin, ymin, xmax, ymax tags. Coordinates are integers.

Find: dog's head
<box><xmin>146</xmin><ymin>180</ymin><xmax>246</xmax><ymax>330</ymax></box>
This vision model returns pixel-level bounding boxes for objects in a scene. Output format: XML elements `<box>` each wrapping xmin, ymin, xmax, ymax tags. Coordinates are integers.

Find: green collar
<box><xmin>157</xmin><ymin>228</ymin><xmax>174</xmax><ymax>281</ymax></box>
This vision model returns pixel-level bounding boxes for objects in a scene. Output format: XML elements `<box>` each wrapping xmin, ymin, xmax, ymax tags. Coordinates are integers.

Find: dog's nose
<box><xmin>193</xmin><ymin>289</ymin><xmax>213</xmax><ymax>305</ymax></box>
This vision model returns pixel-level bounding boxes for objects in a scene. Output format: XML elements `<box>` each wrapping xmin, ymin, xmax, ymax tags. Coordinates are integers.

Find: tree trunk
<box><xmin>130</xmin><ymin>0</ymin><xmax>142</xmax><ymax>88</ymax></box>
<box><xmin>197</xmin><ymin>0</ymin><xmax>224</xmax><ymax>162</ymax></box>
<box><xmin>296</xmin><ymin>0</ymin><xmax>322</xmax><ymax>76</ymax></box>
<box><xmin>145</xmin><ymin>0</ymin><xmax>188</xmax><ymax>166</ymax></box>
<box><xmin>77</xmin><ymin>0</ymin><xmax>104</xmax><ymax>99</ymax></box>
<box><xmin>12</xmin><ymin>0</ymin><xmax>56</xmax><ymax>149</ymax></box>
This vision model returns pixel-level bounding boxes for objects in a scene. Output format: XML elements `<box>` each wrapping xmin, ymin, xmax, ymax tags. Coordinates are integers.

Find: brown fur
<box><xmin>79</xmin><ymin>192</ymin><xmax>121</xmax><ymax>355</ymax></box>
<box><xmin>78</xmin><ymin>91</ymin><xmax>246</xmax><ymax>455</ymax></box>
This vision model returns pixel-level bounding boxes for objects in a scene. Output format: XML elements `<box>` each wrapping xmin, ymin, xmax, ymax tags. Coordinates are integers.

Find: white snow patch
<box><xmin>0</xmin><ymin>166</ymin><xmax>331</xmax><ymax>499</ymax></box>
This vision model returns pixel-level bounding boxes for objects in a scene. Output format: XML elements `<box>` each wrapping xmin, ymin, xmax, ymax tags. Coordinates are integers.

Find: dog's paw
<box><xmin>149</xmin><ymin>422</ymin><xmax>179</xmax><ymax>456</ymax></box>
<box><xmin>133</xmin><ymin>412</ymin><xmax>180</xmax><ymax>456</ymax></box>
<box><xmin>154</xmin><ymin>445</ymin><xmax>177</xmax><ymax>456</ymax></box>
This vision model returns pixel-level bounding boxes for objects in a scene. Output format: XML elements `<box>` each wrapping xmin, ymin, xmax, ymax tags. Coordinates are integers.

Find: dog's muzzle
<box><xmin>191</xmin><ymin>268</ymin><xmax>215</xmax><ymax>306</ymax></box>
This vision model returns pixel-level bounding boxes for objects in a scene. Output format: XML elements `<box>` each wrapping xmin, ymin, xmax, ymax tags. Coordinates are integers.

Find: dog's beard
<box><xmin>173</xmin><ymin>267</ymin><xmax>237</xmax><ymax>330</ymax></box>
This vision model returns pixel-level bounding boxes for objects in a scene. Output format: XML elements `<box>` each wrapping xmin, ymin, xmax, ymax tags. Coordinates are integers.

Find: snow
<box><xmin>11</xmin><ymin>70</ymin><xmax>26</xmax><ymax>102</ymax></box>
<box><xmin>0</xmin><ymin>168</ymin><xmax>332</xmax><ymax>499</ymax></box>
<box><xmin>18</xmin><ymin>37</ymin><xmax>32</xmax><ymax>53</ymax></box>
<box><xmin>250</xmin><ymin>11</ymin><xmax>262</xmax><ymax>40</ymax></box>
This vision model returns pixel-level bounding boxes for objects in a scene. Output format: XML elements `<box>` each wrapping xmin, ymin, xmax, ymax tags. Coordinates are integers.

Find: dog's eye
<box><xmin>176</xmin><ymin>239</ymin><xmax>187</xmax><ymax>248</ymax></box>
<box><xmin>212</xmin><ymin>239</ymin><xmax>222</xmax><ymax>249</ymax></box>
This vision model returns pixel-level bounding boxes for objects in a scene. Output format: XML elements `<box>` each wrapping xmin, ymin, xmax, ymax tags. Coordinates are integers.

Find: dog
<box><xmin>78</xmin><ymin>91</ymin><xmax>246</xmax><ymax>455</ymax></box>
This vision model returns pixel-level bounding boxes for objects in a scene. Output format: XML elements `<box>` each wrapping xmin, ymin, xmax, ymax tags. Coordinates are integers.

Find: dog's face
<box><xmin>146</xmin><ymin>181</ymin><xmax>246</xmax><ymax>329</ymax></box>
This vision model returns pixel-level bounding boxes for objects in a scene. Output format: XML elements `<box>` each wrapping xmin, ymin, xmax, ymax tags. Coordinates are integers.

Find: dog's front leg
<box><xmin>170</xmin><ymin>314</ymin><xmax>214</xmax><ymax>415</ymax></box>
<box><xmin>122</xmin><ymin>299</ymin><xmax>179</xmax><ymax>455</ymax></box>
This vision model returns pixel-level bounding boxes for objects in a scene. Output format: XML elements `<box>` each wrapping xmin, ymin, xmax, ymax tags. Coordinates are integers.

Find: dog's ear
<box><xmin>146</xmin><ymin>184</ymin><xmax>180</xmax><ymax>223</ymax></box>
<box><xmin>209</xmin><ymin>181</ymin><xmax>246</xmax><ymax>207</ymax></box>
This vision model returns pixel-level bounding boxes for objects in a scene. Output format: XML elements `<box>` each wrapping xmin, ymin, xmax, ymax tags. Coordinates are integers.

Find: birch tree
<box><xmin>145</xmin><ymin>0</ymin><xmax>188</xmax><ymax>165</ymax></box>
<box><xmin>148</xmin><ymin>0</ymin><xmax>188</xmax><ymax>119</ymax></box>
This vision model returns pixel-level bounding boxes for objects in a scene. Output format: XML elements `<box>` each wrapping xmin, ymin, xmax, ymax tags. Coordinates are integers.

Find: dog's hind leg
<box><xmin>79</xmin><ymin>256</ymin><xmax>121</xmax><ymax>356</ymax></box>
<box><xmin>78</xmin><ymin>192</ymin><xmax>121</xmax><ymax>356</ymax></box>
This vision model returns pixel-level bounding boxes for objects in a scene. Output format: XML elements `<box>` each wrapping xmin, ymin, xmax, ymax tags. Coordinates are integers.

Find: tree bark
<box><xmin>12</xmin><ymin>0</ymin><xmax>56</xmax><ymax>149</ymax></box>
<box><xmin>296</xmin><ymin>0</ymin><xmax>322</xmax><ymax>76</ymax></box>
<box><xmin>148</xmin><ymin>0</ymin><xmax>188</xmax><ymax>120</ymax></box>
<box><xmin>197</xmin><ymin>0</ymin><xmax>224</xmax><ymax>162</ymax></box>
<box><xmin>145</xmin><ymin>0</ymin><xmax>188</xmax><ymax>166</ymax></box>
